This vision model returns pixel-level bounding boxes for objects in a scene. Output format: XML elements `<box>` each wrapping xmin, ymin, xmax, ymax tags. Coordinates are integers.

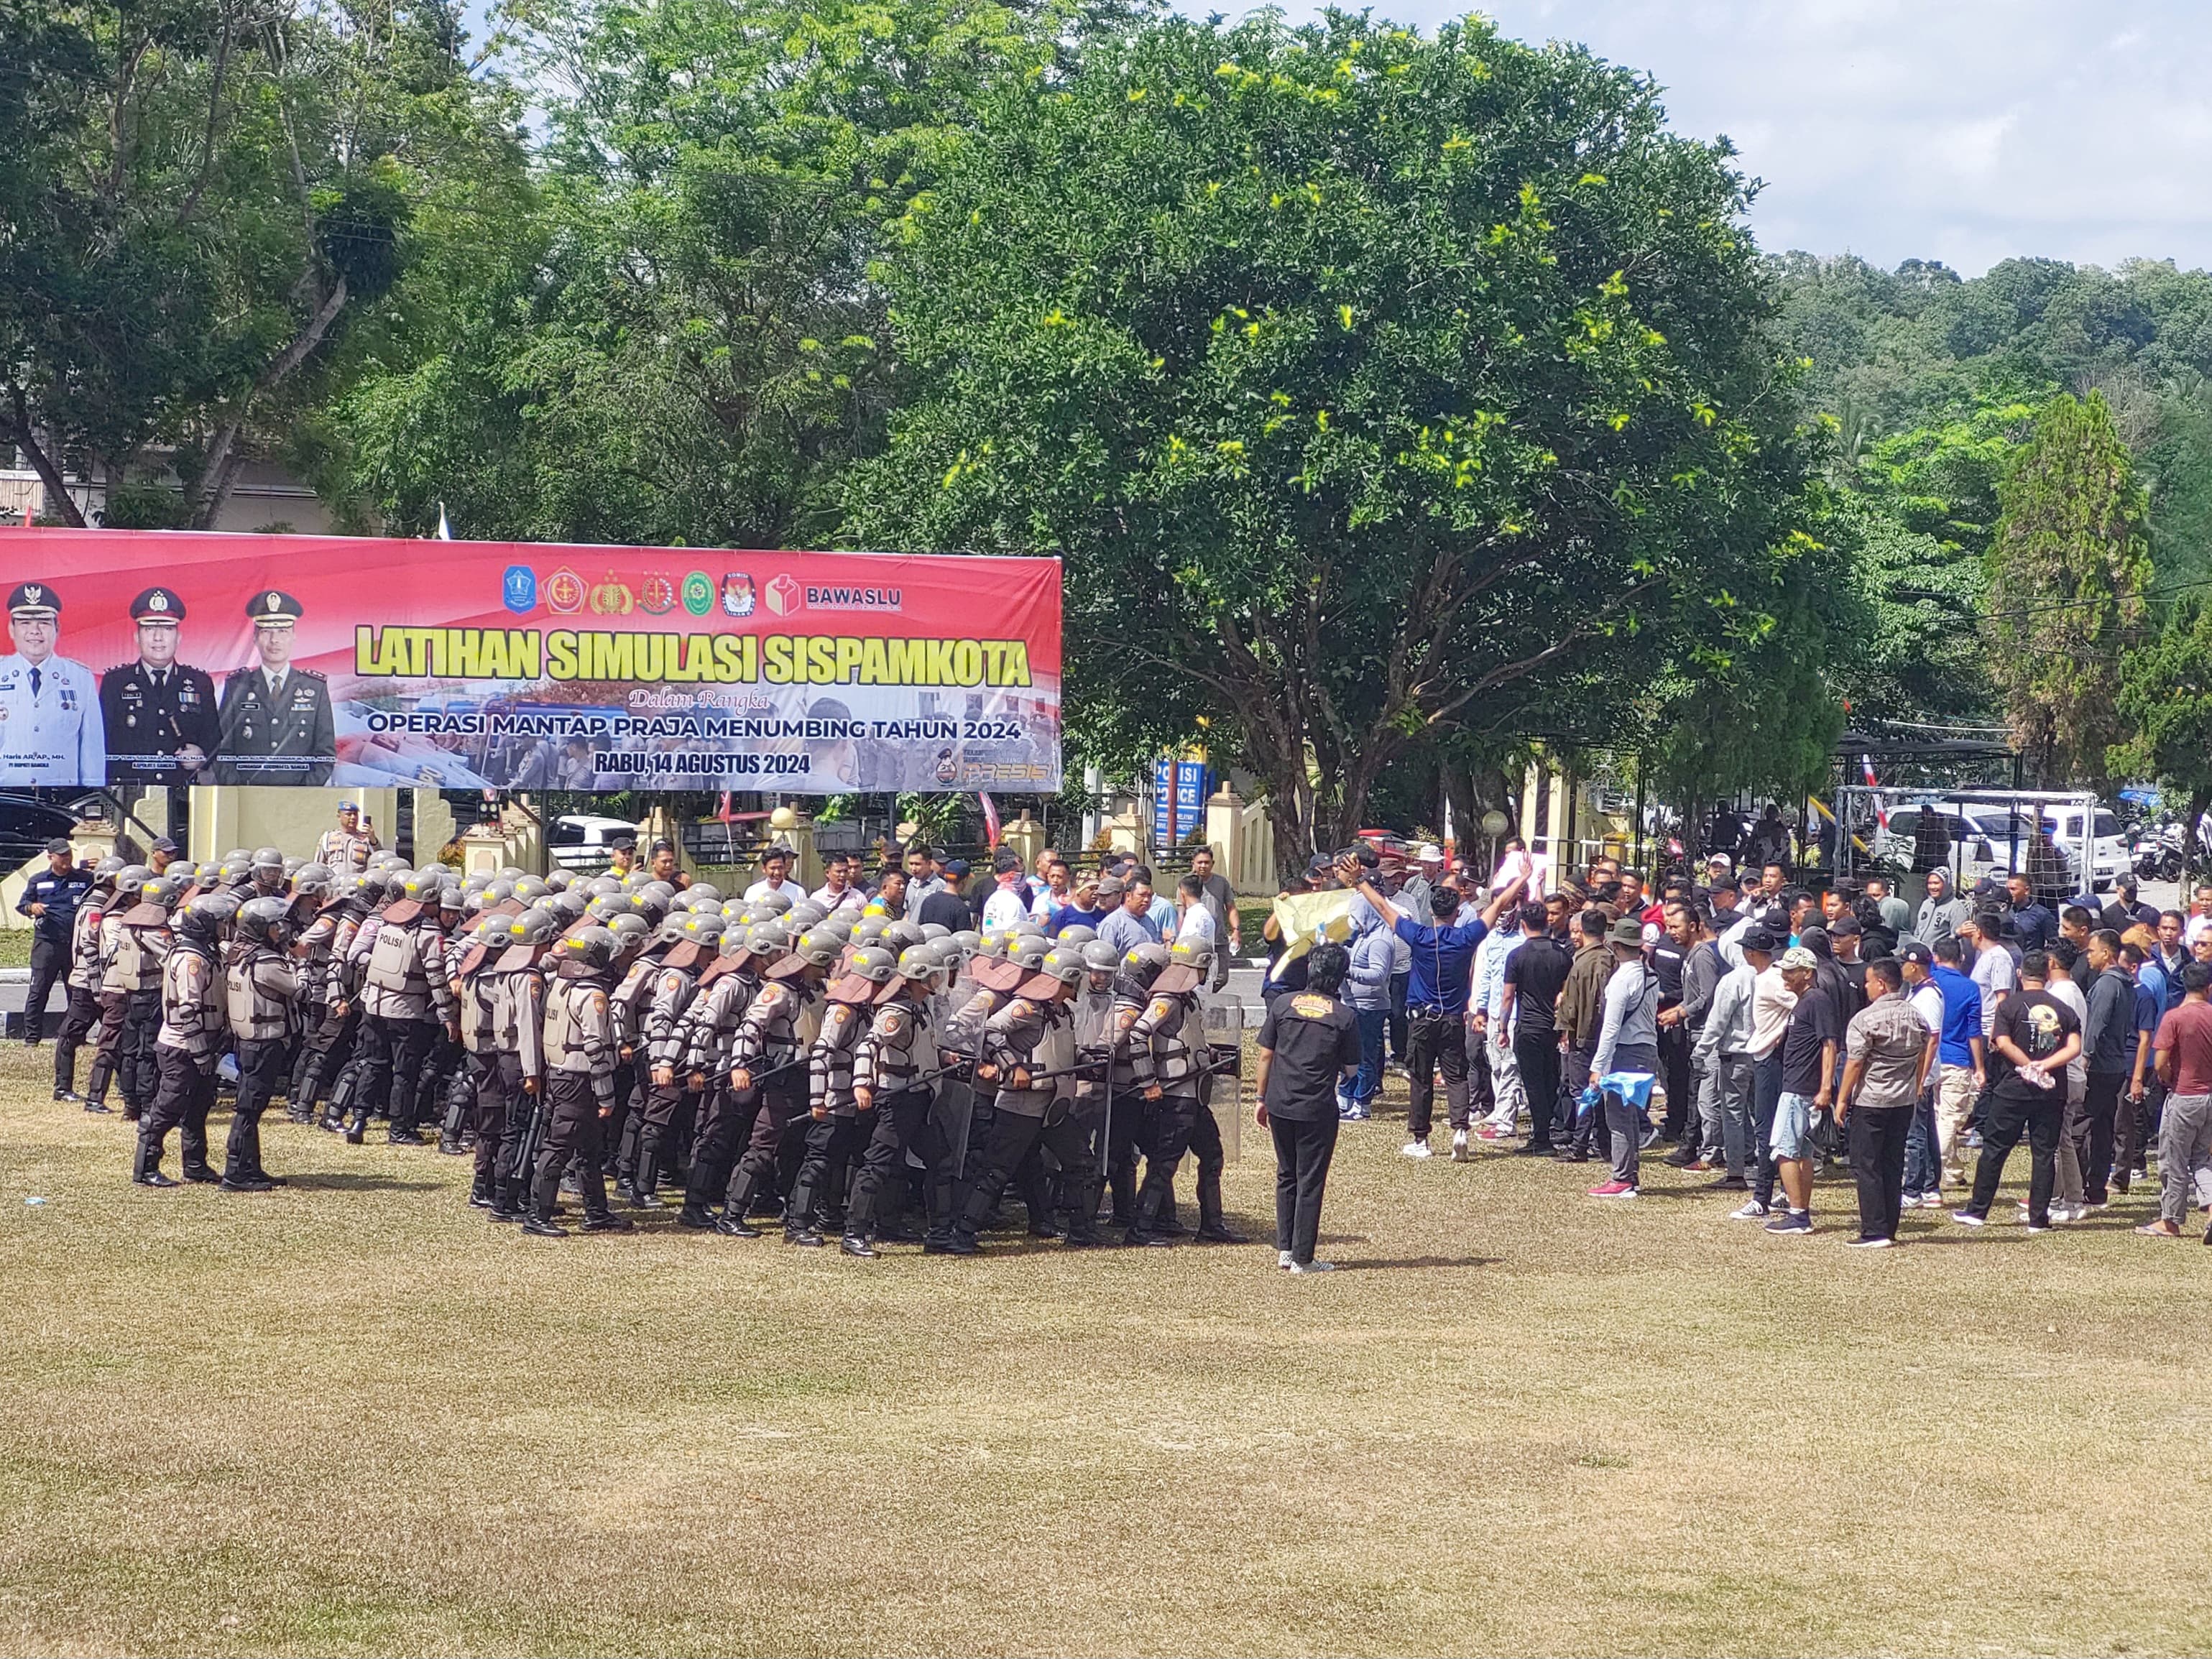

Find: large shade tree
<box><xmin>0</xmin><ymin>0</ymin><xmax>525</xmax><ymax>529</ymax></box>
<box><xmin>844</xmin><ymin>11</ymin><xmax>1828</xmax><ymax>867</ymax></box>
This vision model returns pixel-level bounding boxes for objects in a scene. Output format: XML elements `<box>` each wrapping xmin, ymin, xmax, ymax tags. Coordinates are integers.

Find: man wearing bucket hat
<box><xmin>1583</xmin><ymin>914</ymin><xmax>1664</xmax><ymax>1197</ymax></box>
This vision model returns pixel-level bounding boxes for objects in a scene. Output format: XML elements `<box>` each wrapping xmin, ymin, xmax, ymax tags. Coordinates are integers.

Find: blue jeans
<box><xmin>1351</xmin><ymin>1007</ymin><xmax>1386</xmax><ymax>1105</ymax></box>
<box><xmin>1902</xmin><ymin>1091</ymin><xmax>1940</xmax><ymax>1199</ymax></box>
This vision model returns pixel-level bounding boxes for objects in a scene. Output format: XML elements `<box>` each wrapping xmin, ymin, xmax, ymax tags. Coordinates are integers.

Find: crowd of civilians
<box><xmin>1255</xmin><ymin>839</ymin><xmax>2212</xmax><ymax>1248</ymax></box>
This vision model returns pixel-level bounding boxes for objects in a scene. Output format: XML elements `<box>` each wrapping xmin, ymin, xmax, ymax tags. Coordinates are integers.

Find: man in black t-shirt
<box><xmin>1256</xmin><ymin>942</ymin><xmax>1362</xmax><ymax>1272</ymax></box>
<box><xmin>1498</xmin><ymin>902</ymin><xmax>1572</xmax><ymax>1153</ymax></box>
<box><xmin>1957</xmin><ymin>950</ymin><xmax>2082</xmax><ymax>1231</ymax></box>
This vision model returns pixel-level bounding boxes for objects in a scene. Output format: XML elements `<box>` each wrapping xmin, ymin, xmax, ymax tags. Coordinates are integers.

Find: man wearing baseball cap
<box><xmin>100</xmin><ymin>586</ymin><xmax>220</xmax><ymax>785</ymax></box>
<box><xmin>0</xmin><ymin>581</ymin><xmax>104</xmax><ymax>786</ymax></box>
<box><xmin>213</xmin><ymin>589</ymin><xmax>334</xmax><ymax>785</ymax></box>
<box><xmin>315</xmin><ymin>800</ymin><xmax>379</xmax><ymax>872</ymax></box>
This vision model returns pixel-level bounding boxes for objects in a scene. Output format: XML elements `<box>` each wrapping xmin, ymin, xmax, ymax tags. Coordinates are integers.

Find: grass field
<box><xmin>6</xmin><ymin>1040</ymin><xmax>2212</xmax><ymax>1657</ymax></box>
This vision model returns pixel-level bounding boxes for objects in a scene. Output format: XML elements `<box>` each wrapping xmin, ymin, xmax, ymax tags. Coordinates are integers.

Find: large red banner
<box><xmin>1</xmin><ymin>529</ymin><xmax>1061</xmax><ymax>793</ymax></box>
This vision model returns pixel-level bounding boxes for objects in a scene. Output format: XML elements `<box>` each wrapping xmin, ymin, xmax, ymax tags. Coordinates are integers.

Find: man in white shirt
<box><xmin>0</xmin><ymin>581</ymin><xmax>105</xmax><ymax>787</ymax></box>
<box><xmin>744</xmin><ymin>845</ymin><xmax>809</xmax><ymax>905</ymax></box>
<box><xmin>979</xmin><ymin>851</ymin><xmax>1033</xmax><ymax>931</ymax></box>
<box><xmin>1171</xmin><ymin>872</ymin><xmax>1218</xmax><ymax>948</ymax></box>
<box><xmin>810</xmin><ymin>852</ymin><xmax>867</xmax><ymax>915</ymax></box>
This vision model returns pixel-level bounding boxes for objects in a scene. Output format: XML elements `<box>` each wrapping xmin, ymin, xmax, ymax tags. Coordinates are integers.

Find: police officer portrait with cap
<box><xmin>214</xmin><ymin>588</ymin><xmax>335</xmax><ymax>784</ymax></box>
<box><xmin>99</xmin><ymin>586</ymin><xmax>221</xmax><ymax>784</ymax></box>
<box><xmin>0</xmin><ymin>580</ymin><xmax>105</xmax><ymax>786</ymax></box>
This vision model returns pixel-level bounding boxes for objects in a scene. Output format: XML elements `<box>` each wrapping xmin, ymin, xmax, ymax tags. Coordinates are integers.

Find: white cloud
<box><xmin>1179</xmin><ymin>0</ymin><xmax>2212</xmax><ymax>274</ymax></box>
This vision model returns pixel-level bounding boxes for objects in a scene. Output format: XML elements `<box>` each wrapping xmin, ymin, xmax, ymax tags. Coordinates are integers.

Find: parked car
<box><xmin>548</xmin><ymin>813</ymin><xmax>642</xmax><ymax>870</ymax></box>
<box><xmin>1873</xmin><ymin>800</ymin><xmax>2126</xmax><ymax>892</ymax></box>
<box><xmin>0</xmin><ymin>792</ymin><xmax>83</xmax><ymax>869</ymax></box>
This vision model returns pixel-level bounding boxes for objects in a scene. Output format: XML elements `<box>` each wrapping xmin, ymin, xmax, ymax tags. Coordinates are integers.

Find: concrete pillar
<box><xmin>1001</xmin><ymin>809</ymin><xmax>1046</xmax><ymax>874</ymax></box>
<box><xmin>1205</xmin><ymin>784</ymin><xmax>1245</xmax><ymax>890</ymax></box>
<box><xmin>766</xmin><ymin>804</ymin><xmax>819</xmax><ymax>889</ymax></box>
<box><xmin>413</xmin><ymin>787</ymin><xmax>457</xmax><ymax>867</ymax></box>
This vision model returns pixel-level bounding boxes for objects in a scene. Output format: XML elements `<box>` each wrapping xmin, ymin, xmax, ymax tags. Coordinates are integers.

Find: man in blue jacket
<box><xmin>1342</xmin><ymin>858</ymin><xmax>1526</xmax><ymax>1158</ymax></box>
<box><xmin>17</xmin><ymin>837</ymin><xmax>90</xmax><ymax>1047</ymax></box>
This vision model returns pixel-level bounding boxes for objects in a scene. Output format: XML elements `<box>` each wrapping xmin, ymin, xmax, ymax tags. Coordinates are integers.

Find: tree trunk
<box><xmin>3</xmin><ymin>394</ymin><xmax>87</xmax><ymax>527</ymax></box>
<box><xmin>2189</xmin><ymin>787</ymin><xmax>2211</xmax><ymax>884</ymax></box>
<box><xmin>188</xmin><ymin>272</ymin><xmax>349</xmax><ymax>529</ymax></box>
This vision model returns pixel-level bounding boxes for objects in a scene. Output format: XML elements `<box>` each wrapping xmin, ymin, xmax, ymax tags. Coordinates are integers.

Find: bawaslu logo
<box><xmin>803</xmin><ymin>584</ymin><xmax>902</xmax><ymax>611</ymax></box>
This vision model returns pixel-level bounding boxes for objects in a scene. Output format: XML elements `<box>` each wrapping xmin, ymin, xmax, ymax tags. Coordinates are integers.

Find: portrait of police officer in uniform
<box><xmin>0</xmin><ymin>581</ymin><xmax>105</xmax><ymax>787</ymax></box>
<box><xmin>214</xmin><ymin>589</ymin><xmax>336</xmax><ymax>785</ymax></box>
<box><xmin>100</xmin><ymin>586</ymin><xmax>221</xmax><ymax>785</ymax></box>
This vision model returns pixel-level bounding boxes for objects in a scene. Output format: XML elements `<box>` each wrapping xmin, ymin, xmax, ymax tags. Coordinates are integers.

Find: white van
<box><xmin>548</xmin><ymin>813</ymin><xmax>642</xmax><ymax>870</ymax></box>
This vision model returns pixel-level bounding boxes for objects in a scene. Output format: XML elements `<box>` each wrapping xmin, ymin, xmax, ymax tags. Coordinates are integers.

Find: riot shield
<box><xmin>1204</xmin><ymin>997</ymin><xmax>1245</xmax><ymax>1165</ymax></box>
<box><xmin>925</xmin><ymin>1071</ymin><xmax>975</xmax><ymax>1180</ymax></box>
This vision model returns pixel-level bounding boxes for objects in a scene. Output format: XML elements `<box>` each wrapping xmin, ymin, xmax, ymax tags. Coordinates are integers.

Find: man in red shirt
<box><xmin>2138</xmin><ymin>959</ymin><xmax>2212</xmax><ymax>1238</ymax></box>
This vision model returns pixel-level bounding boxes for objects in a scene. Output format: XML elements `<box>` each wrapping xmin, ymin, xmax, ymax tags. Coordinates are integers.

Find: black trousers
<box><xmin>1967</xmin><ymin>1089</ymin><xmax>2063</xmax><ymax>1226</ymax></box>
<box><xmin>684</xmin><ymin>1085</ymin><xmax>761</xmax><ymax>1215</ymax></box>
<box><xmin>786</xmin><ymin>1111</ymin><xmax>862</xmax><ymax>1233</ymax></box>
<box><xmin>533</xmin><ymin>1072</ymin><xmax>611</xmax><ymax>1221</ymax></box>
<box><xmin>472</xmin><ymin>1053</ymin><xmax>522</xmax><ymax>1189</ymax></box>
<box><xmin>1105</xmin><ymin>1074</ymin><xmax>1145</xmax><ymax>1221</ymax></box>
<box><xmin>728</xmin><ymin>1086</ymin><xmax>808</xmax><ymax>1211</ymax></box>
<box><xmin>139</xmin><ymin>1047</ymin><xmax>216</xmax><ymax>1175</ymax></box>
<box><xmin>496</xmin><ymin>1077</ymin><xmax>550</xmax><ymax>1214</ymax></box>
<box><xmin>1846</xmin><ymin>1104</ymin><xmax>1912</xmax><ymax>1242</ymax></box>
<box><xmin>1404</xmin><ymin>1010</ymin><xmax>1469</xmax><ymax>1140</ymax></box>
<box><xmin>356</xmin><ymin>1014</ymin><xmax>437</xmax><ymax>1135</ymax></box>
<box><xmin>630</xmin><ymin>1081</ymin><xmax>696</xmax><ymax>1196</ymax></box>
<box><xmin>1659</xmin><ymin>1018</ymin><xmax>1694</xmax><ymax>1141</ymax></box>
<box><xmin>22</xmin><ymin>933</ymin><xmax>63</xmax><ymax>1043</ymax></box>
<box><xmin>121</xmin><ymin>989</ymin><xmax>162</xmax><ymax>1115</ymax></box>
<box><xmin>1133</xmin><ymin>1091</ymin><xmax>1202</xmax><ymax>1232</ymax></box>
<box><xmin>958</xmin><ymin>1100</ymin><xmax>1097</xmax><ymax>1237</ymax></box>
<box><xmin>54</xmin><ymin>984</ymin><xmax>100</xmax><ymax>1094</ymax></box>
<box><xmin>226</xmin><ymin>1038</ymin><xmax>290</xmax><ymax>1181</ymax></box>
<box><xmin>2081</xmin><ymin>1071</ymin><xmax>2124</xmax><ymax>1206</ymax></box>
<box><xmin>1516</xmin><ymin>1030</ymin><xmax>1562</xmax><ymax>1149</ymax></box>
<box><xmin>1271</xmin><ymin>1112</ymin><xmax>1339</xmax><ymax>1265</ymax></box>
<box><xmin>298</xmin><ymin>1002</ymin><xmax>359</xmax><ymax>1112</ymax></box>
<box><xmin>87</xmin><ymin>991</ymin><xmax>128</xmax><ymax>1106</ymax></box>
<box><xmin>847</xmin><ymin>1089</ymin><xmax>951</xmax><ymax>1237</ymax></box>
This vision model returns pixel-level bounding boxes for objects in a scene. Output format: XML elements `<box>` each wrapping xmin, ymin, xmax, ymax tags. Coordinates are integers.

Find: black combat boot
<box><xmin>716</xmin><ymin>1170</ymin><xmax>762</xmax><ymax>1236</ymax></box>
<box><xmin>1194</xmin><ymin>1170</ymin><xmax>1248</xmax><ymax>1244</ymax></box>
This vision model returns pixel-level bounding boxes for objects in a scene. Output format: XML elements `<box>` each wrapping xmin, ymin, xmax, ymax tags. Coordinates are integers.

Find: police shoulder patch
<box><xmin>1149</xmin><ymin>997</ymin><xmax>1174</xmax><ymax>1019</ymax></box>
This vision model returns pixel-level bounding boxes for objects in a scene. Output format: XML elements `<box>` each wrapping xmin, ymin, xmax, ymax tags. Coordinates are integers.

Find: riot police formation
<box><xmin>54</xmin><ymin>850</ymin><xmax>1250</xmax><ymax>1256</ymax></box>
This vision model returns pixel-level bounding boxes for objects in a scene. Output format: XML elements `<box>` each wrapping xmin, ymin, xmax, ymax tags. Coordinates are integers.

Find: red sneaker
<box><xmin>1587</xmin><ymin>1180</ymin><xmax>1639</xmax><ymax>1199</ymax></box>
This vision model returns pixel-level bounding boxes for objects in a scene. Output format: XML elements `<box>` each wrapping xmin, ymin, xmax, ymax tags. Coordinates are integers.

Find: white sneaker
<box><xmin>1730</xmin><ymin>1200</ymin><xmax>1770</xmax><ymax>1220</ymax></box>
<box><xmin>1452</xmin><ymin>1129</ymin><xmax>1470</xmax><ymax>1162</ymax></box>
<box><xmin>1289</xmin><ymin>1259</ymin><xmax>1336</xmax><ymax>1274</ymax></box>
<box><xmin>1401</xmin><ymin>1140</ymin><xmax>1432</xmax><ymax>1160</ymax></box>
<box><xmin>1277</xmin><ymin>1249</ymin><xmax>1294</xmax><ymax>1270</ymax></box>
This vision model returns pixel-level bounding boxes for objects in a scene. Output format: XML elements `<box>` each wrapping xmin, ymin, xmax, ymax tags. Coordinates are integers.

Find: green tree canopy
<box><xmin>844</xmin><ymin>10</ymin><xmax>1827</xmax><ymax>867</ymax></box>
<box><xmin>0</xmin><ymin>0</ymin><xmax>525</xmax><ymax>530</ymax></box>
<box><xmin>339</xmin><ymin>0</ymin><xmax>1124</xmax><ymax>542</ymax></box>
<box><xmin>1985</xmin><ymin>390</ymin><xmax>2153</xmax><ymax>788</ymax></box>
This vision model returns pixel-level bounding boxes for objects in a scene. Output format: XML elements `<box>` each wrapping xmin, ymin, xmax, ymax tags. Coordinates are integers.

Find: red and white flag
<box><xmin>980</xmin><ymin>792</ymin><xmax>1002</xmax><ymax>849</ymax></box>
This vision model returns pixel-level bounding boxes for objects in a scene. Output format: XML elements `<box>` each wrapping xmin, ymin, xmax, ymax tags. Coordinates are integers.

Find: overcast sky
<box><xmin>1227</xmin><ymin>1</ymin><xmax>2212</xmax><ymax>277</ymax></box>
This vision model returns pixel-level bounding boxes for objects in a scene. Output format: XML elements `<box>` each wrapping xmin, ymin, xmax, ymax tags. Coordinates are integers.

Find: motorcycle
<box><xmin>2133</xmin><ymin>820</ymin><xmax>2185</xmax><ymax>884</ymax></box>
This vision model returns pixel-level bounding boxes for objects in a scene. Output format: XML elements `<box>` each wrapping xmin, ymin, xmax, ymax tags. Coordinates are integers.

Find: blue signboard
<box><xmin>1153</xmin><ymin>758</ymin><xmax>1209</xmax><ymax>848</ymax></box>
